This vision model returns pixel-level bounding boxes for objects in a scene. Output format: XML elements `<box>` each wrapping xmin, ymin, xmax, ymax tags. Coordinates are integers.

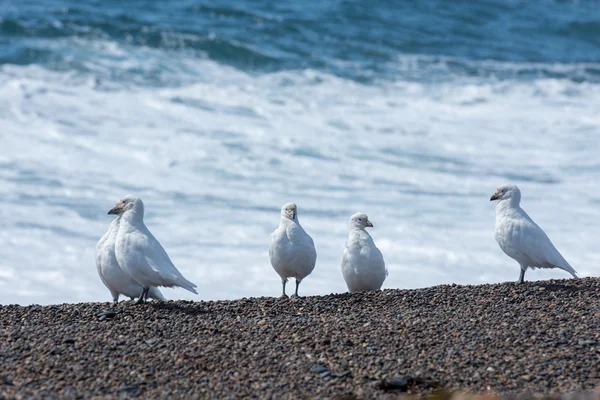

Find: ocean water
<box><xmin>1</xmin><ymin>0</ymin><xmax>599</xmax><ymax>305</ymax></box>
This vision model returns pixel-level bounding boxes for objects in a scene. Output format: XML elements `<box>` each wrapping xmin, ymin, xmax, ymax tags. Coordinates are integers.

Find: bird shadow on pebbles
<box><xmin>92</xmin><ymin>301</ymin><xmax>211</xmax><ymax>319</ymax></box>
<box><xmin>532</xmin><ymin>281</ymin><xmax>586</xmax><ymax>293</ymax></box>
<box><xmin>144</xmin><ymin>301</ymin><xmax>211</xmax><ymax>315</ymax></box>
<box><xmin>501</xmin><ymin>278</ymin><xmax>595</xmax><ymax>296</ymax></box>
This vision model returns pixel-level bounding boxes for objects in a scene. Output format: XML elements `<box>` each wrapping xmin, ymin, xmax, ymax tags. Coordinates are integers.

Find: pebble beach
<box><xmin>2</xmin><ymin>278</ymin><xmax>600</xmax><ymax>399</ymax></box>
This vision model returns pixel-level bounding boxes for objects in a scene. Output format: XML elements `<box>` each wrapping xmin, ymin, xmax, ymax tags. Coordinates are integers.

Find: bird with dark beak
<box><xmin>490</xmin><ymin>184</ymin><xmax>578</xmax><ymax>283</ymax></box>
<box><xmin>106</xmin><ymin>195</ymin><xmax>198</xmax><ymax>303</ymax></box>
<box><xmin>269</xmin><ymin>202</ymin><xmax>317</xmax><ymax>298</ymax></box>
<box><xmin>341</xmin><ymin>212</ymin><xmax>386</xmax><ymax>292</ymax></box>
<box><xmin>490</xmin><ymin>190</ymin><xmax>501</xmax><ymax>201</ymax></box>
<box><xmin>108</xmin><ymin>199</ymin><xmax>127</xmax><ymax>215</ymax></box>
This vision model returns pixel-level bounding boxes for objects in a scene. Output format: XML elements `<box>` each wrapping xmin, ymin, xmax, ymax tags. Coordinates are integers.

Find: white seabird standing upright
<box><xmin>341</xmin><ymin>213</ymin><xmax>387</xmax><ymax>293</ymax></box>
<box><xmin>110</xmin><ymin>195</ymin><xmax>198</xmax><ymax>303</ymax></box>
<box><xmin>269</xmin><ymin>203</ymin><xmax>317</xmax><ymax>297</ymax></box>
<box><xmin>490</xmin><ymin>184</ymin><xmax>579</xmax><ymax>283</ymax></box>
<box><xmin>96</xmin><ymin>216</ymin><xmax>166</xmax><ymax>304</ymax></box>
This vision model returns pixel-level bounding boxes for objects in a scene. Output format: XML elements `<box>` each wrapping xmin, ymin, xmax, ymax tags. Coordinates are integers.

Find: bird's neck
<box><xmin>347</xmin><ymin>227</ymin><xmax>371</xmax><ymax>246</ymax></box>
<box><xmin>496</xmin><ymin>197</ymin><xmax>521</xmax><ymax>214</ymax></box>
<box><xmin>109</xmin><ymin>215</ymin><xmax>121</xmax><ymax>229</ymax></box>
<box><xmin>280</xmin><ymin>217</ymin><xmax>298</xmax><ymax>228</ymax></box>
<box><xmin>122</xmin><ymin>209</ymin><xmax>145</xmax><ymax>226</ymax></box>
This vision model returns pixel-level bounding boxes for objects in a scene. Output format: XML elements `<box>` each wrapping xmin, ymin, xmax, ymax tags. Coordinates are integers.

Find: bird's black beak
<box><xmin>490</xmin><ymin>193</ymin><xmax>500</xmax><ymax>201</ymax></box>
<box><xmin>366</xmin><ymin>220</ymin><xmax>374</xmax><ymax>227</ymax></box>
<box><xmin>107</xmin><ymin>206</ymin><xmax>122</xmax><ymax>215</ymax></box>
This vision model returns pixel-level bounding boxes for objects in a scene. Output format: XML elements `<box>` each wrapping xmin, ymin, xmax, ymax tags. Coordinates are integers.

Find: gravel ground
<box><xmin>2</xmin><ymin>278</ymin><xmax>600</xmax><ymax>399</ymax></box>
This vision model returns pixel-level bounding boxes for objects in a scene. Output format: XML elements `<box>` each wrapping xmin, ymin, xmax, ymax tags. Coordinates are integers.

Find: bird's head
<box><xmin>108</xmin><ymin>195</ymin><xmax>143</xmax><ymax>216</ymax></box>
<box><xmin>349</xmin><ymin>212</ymin><xmax>373</xmax><ymax>230</ymax></box>
<box><xmin>490</xmin><ymin>184</ymin><xmax>521</xmax><ymax>203</ymax></box>
<box><xmin>281</xmin><ymin>203</ymin><xmax>297</xmax><ymax>221</ymax></box>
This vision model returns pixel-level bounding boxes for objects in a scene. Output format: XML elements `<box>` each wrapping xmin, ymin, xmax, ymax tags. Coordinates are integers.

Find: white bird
<box><xmin>491</xmin><ymin>184</ymin><xmax>578</xmax><ymax>284</ymax></box>
<box><xmin>110</xmin><ymin>195</ymin><xmax>198</xmax><ymax>303</ymax></box>
<box><xmin>96</xmin><ymin>216</ymin><xmax>166</xmax><ymax>304</ymax></box>
<box><xmin>269</xmin><ymin>203</ymin><xmax>317</xmax><ymax>298</ymax></box>
<box><xmin>341</xmin><ymin>213</ymin><xmax>387</xmax><ymax>293</ymax></box>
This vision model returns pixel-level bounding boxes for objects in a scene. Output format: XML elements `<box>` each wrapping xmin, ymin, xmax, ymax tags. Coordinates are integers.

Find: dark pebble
<box><xmin>378</xmin><ymin>377</ymin><xmax>415</xmax><ymax>391</ymax></box>
<box><xmin>96</xmin><ymin>310</ymin><xmax>119</xmax><ymax>319</ymax></box>
<box><xmin>311</xmin><ymin>365</ymin><xmax>329</xmax><ymax>374</ymax></box>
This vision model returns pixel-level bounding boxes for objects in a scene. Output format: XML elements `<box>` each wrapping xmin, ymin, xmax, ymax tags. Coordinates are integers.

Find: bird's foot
<box><xmin>135</xmin><ymin>297</ymin><xmax>146</xmax><ymax>305</ymax></box>
<box><xmin>280</xmin><ymin>294</ymin><xmax>289</xmax><ymax>299</ymax></box>
<box><xmin>290</xmin><ymin>294</ymin><xmax>300</xmax><ymax>299</ymax></box>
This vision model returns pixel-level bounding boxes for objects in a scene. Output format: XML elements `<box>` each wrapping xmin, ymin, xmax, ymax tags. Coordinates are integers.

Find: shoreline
<box><xmin>2</xmin><ymin>278</ymin><xmax>600</xmax><ymax>399</ymax></box>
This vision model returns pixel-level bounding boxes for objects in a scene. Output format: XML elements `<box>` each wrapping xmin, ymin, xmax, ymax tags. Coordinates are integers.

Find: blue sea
<box><xmin>1</xmin><ymin>0</ymin><xmax>599</xmax><ymax>305</ymax></box>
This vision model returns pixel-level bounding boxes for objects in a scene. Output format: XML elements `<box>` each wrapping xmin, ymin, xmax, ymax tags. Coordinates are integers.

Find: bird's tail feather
<box><xmin>569</xmin><ymin>269</ymin><xmax>579</xmax><ymax>279</ymax></box>
<box><xmin>177</xmin><ymin>277</ymin><xmax>198</xmax><ymax>294</ymax></box>
<box><xmin>553</xmin><ymin>263</ymin><xmax>579</xmax><ymax>279</ymax></box>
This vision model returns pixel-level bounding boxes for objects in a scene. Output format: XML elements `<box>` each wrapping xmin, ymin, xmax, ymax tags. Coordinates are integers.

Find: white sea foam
<box><xmin>1</xmin><ymin>41</ymin><xmax>599</xmax><ymax>304</ymax></box>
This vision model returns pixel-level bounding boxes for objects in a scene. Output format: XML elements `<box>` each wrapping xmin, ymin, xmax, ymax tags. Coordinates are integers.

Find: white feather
<box><xmin>341</xmin><ymin>213</ymin><xmax>387</xmax><ymax>292</ymax></box>
<box><xmin>95</xmin><ymin>216</ymin><xmax>165</xmax><ymax>302</ymax></box>
<box><xmin>492</xmin><ymin>184</ymin><xmax>578</xmax><ymax>280</ymax></box>
<box><xmin>114</xmin><ymin>196</ymin><xmax>198</xmax><ymax>294</ymax></box>
<box><xmin>269</xmin><ymin>203</ymin><xmax>317</xmax><ymax>294</ymax></box>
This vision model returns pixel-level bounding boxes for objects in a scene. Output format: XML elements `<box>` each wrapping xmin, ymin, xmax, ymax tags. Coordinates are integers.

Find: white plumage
<box><xmin>341</xmin><ymin>212</ymin><xmax>387</xmax><ymax>293</ymax></box>
<box><xmin>109</xmin><ymin>195</ymin><xmax>198</xmax><ymax>303</ymax></box>
<box><xmin>269</xmin><ymin>203</ymin><xmax>317</xmax><ymax>297</ymax></box>
<box><xmin>96</xmin><ymin>216</ymin><xmax>165</xmax><ymax>303</ymax></box>
<box><xmin>491</xmin><ymin>184</ymin><xmax>578</xmax><ymax>283</ymax></box>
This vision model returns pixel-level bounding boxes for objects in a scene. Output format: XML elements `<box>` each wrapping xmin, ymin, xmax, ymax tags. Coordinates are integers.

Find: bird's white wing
<box><xmin>522</xmin><ymin>220</ymin><xmax>573</xmax><ymax>270</ymax></box>
<box><xmin>133</xmin><ymin>227</ymin><xmax>181</xmax><ymax>278</ymax></box>
<box><xmin>513</xmin><ymin>209</ymin><xmax>576</xmax><ymax>275</ymax></box>
<box><xmin>95</xmin><ymin>230</ymin><xmax>111</xmax><ymax>277</ymax></box>
<box><xmin>142</xmin><ymin>229</ymin><xmax>198</xmax><ymax>292</ymax></box>
<box><xmin>342</xmin><ymin>236</ymin><xmax>362</xmax><ymax>270</ymax></box>
<box><xmin>95</xmin><ymin>219</ymin><xmax>117</xmax><ymax>272</ymax></box>
<box><xmin>341</xmin><ymin>246</ymin><xmax>351</xmax><ymax>271</ymax></box>
<box><xmin>95</xmin><ymin>220</ymin><xmax>120</xmax><ymax>293</ymax></box>
<box><xmin>96</xmin><ymin>218</ymin><xmax>125</xmax><ymax>299</ymax></box>
<box><xmin>96</xmin><ymin>250</ymin><xmax>116</xmax><ymax>296</ymax></box>
<box><xmin>144</xmin><ymin>253</ymin><xmax>198</xmax><ymax>293</ymax></box>
<box><xmin>370</xmin><ymin>244</ymin><xmax>385</xmax><ymax>269</ymax></box>
<box><xmin>143</xmin><ymin>250</ymin><xmax>178</xmax><ymax>281</ymax></box>
<box><xmin>118</xmin><ymin>227</ymin><xmax>194</xmax><ymax>291</ymax></box>
<box><xmin>269</xmin><ymin>229</ymin><xmax>282</xmax><ymax>262</ymax></box>
<box><xmin>286</xmin><ymin>224</ymin><xmax>317</xmax><ymax>270</ymax></box>
<box><xmin>269</xmin><ymin>227</ymin><xmax>288</xmax><ymax>267</ymax></box>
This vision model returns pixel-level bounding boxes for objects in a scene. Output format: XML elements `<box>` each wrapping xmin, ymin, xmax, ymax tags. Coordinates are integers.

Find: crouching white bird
<box><xmin>341</xmin><ymin>213</ymin><xmax>387</xmax><ymax>292</ymax></box>
<box><xmin>269</xmin><ymin>203</ymin><xmax>317</xmax><ymax>298</ymax></box>
<box><xmin>490</xmin><ymin>184</ymin><xmax>578</xmax><ymax>284</ymax></box>
<box><xmin>109</xmin><ymin>195</ymin><xmax>198</xmax><ymax>303</ymax></box>
<box><xmin>96</xmin><ymin>216</ymin><xmax>165</xmax><ymax>304</ymax></box>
